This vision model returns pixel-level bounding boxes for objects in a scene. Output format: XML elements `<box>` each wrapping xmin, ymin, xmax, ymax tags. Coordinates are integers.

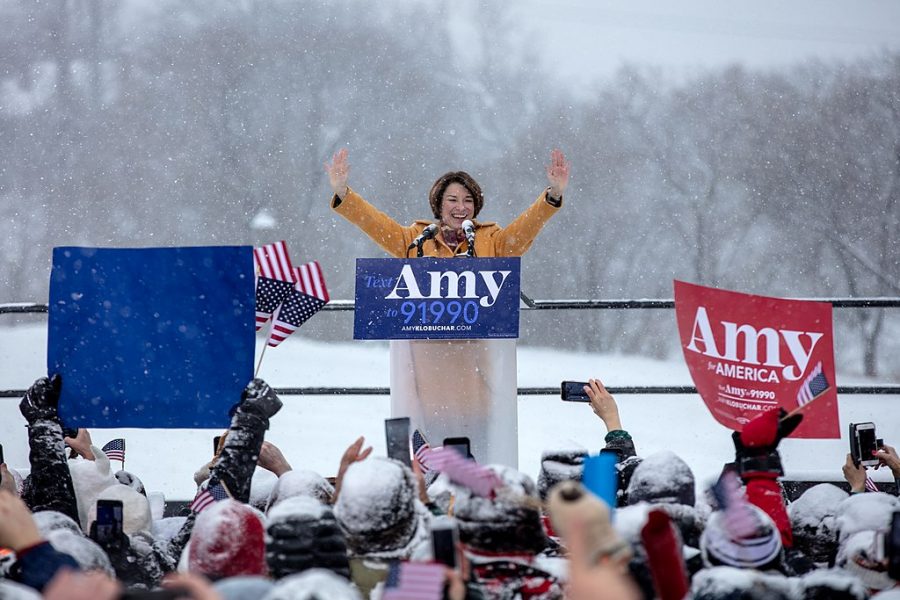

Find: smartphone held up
<box><xmin>850</xmin><ymin>422</ymin><xmax>881</xmax><ymax>467</ymax></box>
<box><xmin>385</xmin><ymin>417</ymin><xmax>412</xmax><ymax>468</ymax></box>
<box><xmin>560</xmin><ymin>381</ymin><xmax>590</xmax><ymax>402</ymax></box>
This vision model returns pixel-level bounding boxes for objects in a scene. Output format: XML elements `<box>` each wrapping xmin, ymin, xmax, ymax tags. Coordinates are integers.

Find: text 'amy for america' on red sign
<box><xmin>674</xmin><ymin>280</ymin><xmax>839</xmax><ymax>439</ymax></box>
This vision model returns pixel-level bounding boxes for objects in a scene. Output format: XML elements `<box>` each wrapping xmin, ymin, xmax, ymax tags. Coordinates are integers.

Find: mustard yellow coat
<box><xmin>331</xmin><ymin>187</ymin><xmax>561</xmax><ymax>258</ymax></box>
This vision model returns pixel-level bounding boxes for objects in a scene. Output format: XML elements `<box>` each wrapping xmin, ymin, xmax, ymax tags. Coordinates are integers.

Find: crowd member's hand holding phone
<box><xmin>874</xmin><ymin>444</ymin><xmax>900</xmax><ymax>478</ymax></box>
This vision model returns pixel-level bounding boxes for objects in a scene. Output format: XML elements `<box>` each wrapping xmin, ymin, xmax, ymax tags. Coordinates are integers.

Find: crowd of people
<box><xmin>0</xmin><ymin>374</ymin><xmax>899</xmax><ymax>600</ymax></box>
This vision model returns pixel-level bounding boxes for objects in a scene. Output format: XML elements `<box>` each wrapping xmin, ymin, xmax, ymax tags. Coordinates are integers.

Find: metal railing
<box><xmin>3</xmin><ymin>295</ymin><xmax>900</xmax><ymax>398</ymax></box>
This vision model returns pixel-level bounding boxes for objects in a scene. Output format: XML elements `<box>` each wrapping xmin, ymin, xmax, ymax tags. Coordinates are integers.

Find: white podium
<box><xmin>390</xmin><ymin>338</ymin><xmax>518</xmax><ymax>467</ymax></box>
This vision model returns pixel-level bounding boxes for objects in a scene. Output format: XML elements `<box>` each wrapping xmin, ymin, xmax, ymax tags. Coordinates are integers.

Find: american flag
<box><xmin>710</xmin><ymin>471</ymin><xmax>757</xmax><ymax>538</ymax></box>
<box><xmin>255</xmin><ymin>276</ymin><xmax>295</xmax><ymax>331</ymax></box>
<box><xmin>412</xmin><ymin>429</ymin><xmax>433</xmax><ymax>473</ymax></box>
<box><xmin>427</xmin><ymin>447</ymin><xmax>502</xmax><ymax>498</ymax></box>
<box><xmin>864</xmin><ymin>476</ymin><xmax>879</xmax><ymax>493</ymax></box>
<box><xmin>292</xmin><ymin>261</ymin><xmax>330</xmax><ymax>303</ymax></box>
<box><xmin>382</xmin><ymin>561</ymin><xmax>446</xmax><ymax>600</ymax></box>
<box><xmin>190</xmin><ymin>480</ymin><xmax>231</xmax><ymax>514</ymax></box>
<box><xmin>254</xmin><ymin>241</ymin><xmax>295</xmax><ymax>282</ymax></box>
<box><xmin>796</xmin><ymin>361</ymin><xmax>830</xmax><ymax>406</ymax></box>
<box><xmin>266</xmin><ymin>288</ymin><xmax>327</xmax><ymax>347</ymax></box>
<box><xmin>101</xmin><ymin>438</ymin><xmax>125</xmax><ymax>462</ymax></box>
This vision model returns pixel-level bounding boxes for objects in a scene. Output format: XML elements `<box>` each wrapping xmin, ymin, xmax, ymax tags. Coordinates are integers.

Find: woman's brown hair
<box><xmin>428</xmin><ymin>171</ymin><xmax>484</xmax><ymax>220</ymax></box>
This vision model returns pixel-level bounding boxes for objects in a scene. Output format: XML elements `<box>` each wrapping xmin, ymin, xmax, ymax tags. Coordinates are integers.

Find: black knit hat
<box><xmin>537</xmin><ymin>448</ymin><xmax>586</xmax><ymax>501</ymax></box>
<box><xmin>333</xmin><ymin>458</ymin><xmax>419</xmax><ymax>555</ymax></box>
<box><xmin>626</xmin><ymin>451</ymin><xmax>695</xmax><ymax>507</ymax></box>
<box><xmin>265</xmin><ymin>496</ymin><xmax>350</xmax><ymax>580</ymax></box>
<box><xmin>452</xmin><ymin>464</ymin><xmax>547</xmax><ymax>554</ymax></box>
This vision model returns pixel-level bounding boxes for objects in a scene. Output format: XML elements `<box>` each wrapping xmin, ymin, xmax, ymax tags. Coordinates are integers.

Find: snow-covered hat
<box><xmin>800</xmin><ymin>567</ymin><xmax>868</xmax><ymax>600</ymax></box>
<box><xmin>700</xmin><ymin>504</ymin><xmax>782</xmax><ymax>569</ymax></box>
<box><xmin>45</xmin><ymin>529</ymin><xmax>114</xmax><ymax>575</ymax></box>
<box><xmin>32</xmin><ymin>510</ymin><xmax>83</xmax><ymax>537</ymax></box>
<box><xmin>691</xmin><ymin>566</ymin><xmax>794</xmax><ymax>600</ymax></box>
<box><xmin>537</xmin><ymin>448</ymin><xmax>586</xmax><ymax>501</ymax></box>
<box><xmin>214</xmin><ymin>576</ymin><xmax>275</xmax><ymax>600</ymax></box>
<box><xmin>266</xmin><ymin>469</ymin><xmax>334</xmax><ymax>512</ymax></box>
<box><xmin>452</xmin><ymin>464</ymin><xmax>547</xmax><ymax>554</ymax></box>
<box><xmin>626</xmin><ymin>451</ymin><xmax>695</xmax><ymax>507</ymax></box>
<box><xmin>266</xmin><ymin>496</ymin><xmax>350</xmax><ymax>579</ymax></box>
<box><xmin>249</xmin><ymin>469</ymin><xmax>277</xmax><ymax>512</ymax></box>
<box><xmin>788</xmin><ymin>483</ymin><xmax>848</xmax><ymax>563</ymax></box>
<box><xmin>68</xmin><ymin>446</ymin><xmax>117</xmax><ymax>531</ymax></box>
<box><xmin>333</xmin><ymin>458</ymin><xmax>419</xmax><ymax>555</ymax></box>
<box><xmin>834</xmin><ymin>492</ymin><xmax>900</xmax><ymax>545</ymax></box>
<box><xmin>87</xmin><ymin>483</ymin><xmax>152</xmax><ymax>535</ymax></box>
<box><xmin>263</xmin><ymin>569</ymin><xmax>362</xmax><ymax>600</ymax></box>
<box><xmin>547</xmin><ymin>480</ymin><xmax>631</xmax><ymax>563</ymax></box>
<box><xmin>836</xmin><ymin>530</ymin><xmax>895</xmax><ymax>592</ymax></box>
<box><xmin>114</xmin><ymin>470</ymin><xmax>145</xmax><ymax>495</ymax></box>
<box><xmin>188</xmin><ymin>499</ymin><xmax>267</xmax><ymax>580</ymax></box>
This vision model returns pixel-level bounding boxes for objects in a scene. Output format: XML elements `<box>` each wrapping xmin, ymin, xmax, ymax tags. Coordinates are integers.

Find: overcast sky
<box><xmin>510</xmin><ymin>0</ymin><xmax>900</xmax><ymax>86</ymax></box>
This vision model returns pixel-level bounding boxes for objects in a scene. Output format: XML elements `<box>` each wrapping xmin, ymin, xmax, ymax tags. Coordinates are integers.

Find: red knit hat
<box><xmin>188</xmin><ymin>499</ymin><xmax>267</xmax><ymax>580</ymax></box>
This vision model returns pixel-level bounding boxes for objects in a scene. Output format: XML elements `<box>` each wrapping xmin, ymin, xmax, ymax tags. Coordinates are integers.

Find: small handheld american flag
<box><xmin>101</xmin><ymin>439</ymin><xmax>126</xmax><ymax>463</ymax></box>
<box><xmin>253</xmin><ymin>241</ymin><xmax>295</xmax><ymax>282</ymax></box>
<box><xmin>796</xmin><ymin>361</ymin><xmax>830</xmax><ymax>407</ymax></box>
<box><xmin>266</xmin><ymin>262</ymin><xmax>329</xmax><ymax>347</ymax></box>
<box><xmin>382</xmin><ymin>561</ymin><xmax>446</xmax><ymax>600</ymax></box>
<box><xmin>710</xmin><ymin>470</ymin><xmax>757</xmax><ymax>538</ymax></box>
<box><xmin>412</xmin><ymin>429</ymin><xmax>432</xmax><ymax>473</ymax></box>
<box><xmin>190</xmin><ymin>480</ymin><xmax>231</xmax><ymax>514</ymax></box>
<box><xmin>255</xmin><ymin>277</ymin><xmax>295</xmax><ymax>331</ymax></box>
<box><xmin>427</xmin><ymin>447</ymin><xmax>502</xmax><ymax>498</ymax></box>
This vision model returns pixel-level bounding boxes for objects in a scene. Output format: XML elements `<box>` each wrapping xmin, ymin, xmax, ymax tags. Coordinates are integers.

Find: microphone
<box><xmin>461</xmin><ymin>220</ymin><xmax>476</xmax><ymax>257</ymax></box>
<box><xmin>407</xmin><ymin>223</ymin><xmax>439</xmax><ymax>250</ymax></box>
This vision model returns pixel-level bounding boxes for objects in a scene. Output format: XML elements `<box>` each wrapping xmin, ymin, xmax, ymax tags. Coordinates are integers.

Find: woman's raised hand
<box><xmin>324</xmin><ymin>148</ymin><xmax>351</xmax><ymax>199</ymax></box>
<box><xmin>546</xmin><ymin>148</ymin><xmax>570</xmax><ymax>200</ymax></box>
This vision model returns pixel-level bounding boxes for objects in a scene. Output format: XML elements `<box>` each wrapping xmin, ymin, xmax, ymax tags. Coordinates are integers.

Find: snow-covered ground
<box><xmin>1</xmin><ymin>322</ymin><xmax>898</xmax><ymax>501</ymax></box>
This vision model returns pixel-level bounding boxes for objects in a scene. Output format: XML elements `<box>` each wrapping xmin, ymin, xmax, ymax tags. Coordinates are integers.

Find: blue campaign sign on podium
<box><xmin>48</xmin><ymin>246</ymin><xmax>255</xmax><ymax>429</ymax></box>
<box><xmin>353</xmin><ymin>257</ymin><xmax>521</xmax><ymax>340</ymax></box>
<box><xmin>355</xmin><ymin>257</ymin><xmax>522</xmax><ymax>467</ymax></box>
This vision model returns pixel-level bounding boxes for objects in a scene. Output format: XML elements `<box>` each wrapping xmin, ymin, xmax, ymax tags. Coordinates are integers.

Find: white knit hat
<box><xmin>700</xmin><ymin>504</ymin><xmax>782</xmax><ymax>569</ymax></box>
<box><xmin>87</xmin><ymin>483</ymin><xmax>152</xmax><ymax>535</ymax></box>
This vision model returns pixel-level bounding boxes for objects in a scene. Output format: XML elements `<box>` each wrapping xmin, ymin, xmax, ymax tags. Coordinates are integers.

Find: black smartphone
<box><xmin>561</xmin><ymin>380</ymin><xmax>590</xmax><ymax>402</ymax></box>
<box><xmin>213</xmin><ymin>435</ymin><xmax>222</xmax><ymax>455</ymax></box>
<box><xmin>385</xmin><ymin>417</ymin><xmax>412</xmax><ymax>467</ymax></box>
<box><xmin>443</xmin><ymin>436</ymin><xmax>471</xmax><ymax>459</ymax></box>
<box><xmin>850</xmin><ymin>422</ymin><xmax>879</xmax><ymax>467</ymax></box>
<box><xmin>888</xmin><ymin>510</ymin><xmax>900</xmax><ymax>581</ymax></box>
<box><xmin>0</xmin><ymin>443</ymin><xmax>4</xmax><ymax>465</ymax></box>
<box><xmin>431</xmin><ymin>516</ymin><xmax>459</xmax><ymax>569</ymax></box>
<box><xmin>94</xmin><ymin>499</ymin><xmax>124</xmax><ymax>545</ymax></box>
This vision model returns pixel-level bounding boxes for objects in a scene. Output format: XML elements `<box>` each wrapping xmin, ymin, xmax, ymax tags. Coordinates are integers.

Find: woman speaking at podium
<box><xmin>324</xmin><ymin>148</ymin><xmax>570</xmax><ymax>468</ymax></box>
<box><xmin>324</xmin><ymin>148</ymin><xmax>570</xmax><ymax>257</ymax></box>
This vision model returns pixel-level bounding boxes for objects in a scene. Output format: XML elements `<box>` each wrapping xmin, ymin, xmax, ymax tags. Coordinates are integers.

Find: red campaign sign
<box><xmin>674</xmin><ymin>280</ymin><xmax>839</xmax><ymax>439</ymax></box>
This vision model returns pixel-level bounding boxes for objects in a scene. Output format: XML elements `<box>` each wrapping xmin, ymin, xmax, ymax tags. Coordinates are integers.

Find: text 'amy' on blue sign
<box><xmin>353</xmin><ymin>257</ymin><xmax>520</xmax><ymax>340</ymax></box>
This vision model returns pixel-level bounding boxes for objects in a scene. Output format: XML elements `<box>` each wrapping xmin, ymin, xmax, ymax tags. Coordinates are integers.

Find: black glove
<box><xmin>19</xmin><ymin>375</ymin><xmax>62</xmax><ymax>424</ymax></box>
<box><xmin>237</xmin><ymin>378</ymin><xmax>282</xmax><ymax>421</ymax></box>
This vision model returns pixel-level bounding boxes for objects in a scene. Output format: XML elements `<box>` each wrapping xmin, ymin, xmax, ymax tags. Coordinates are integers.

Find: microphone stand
<box><xmin>416</xmin><ymin>240</ymin><xmax>425</xmax><ymax>258</ymax></box>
